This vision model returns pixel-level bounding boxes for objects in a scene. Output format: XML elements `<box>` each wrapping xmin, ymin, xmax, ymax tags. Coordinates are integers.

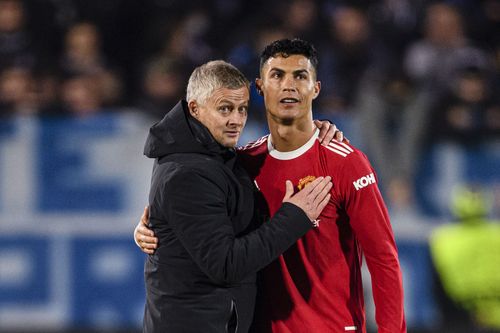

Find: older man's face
<box><xmin>190</xmin><ymin>87</ymin><xmax>249</xmax><ymax>148</ymax></box>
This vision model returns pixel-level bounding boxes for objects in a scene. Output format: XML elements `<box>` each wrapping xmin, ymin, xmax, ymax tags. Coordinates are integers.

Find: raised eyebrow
<box><xmin>269</xmin><ymin>68</ymin><xmax>285</xmax><ymax>74</ymax></box>
<box><xmin>218</xmin><ymin>100</ymin><xmax>249</xmax><ymax>108</ymax></box>
<box><xmin>293</xmin><ymin>69</ymin><xmax>309</xmax><ymax>76</ymax></box>
<box><xmin>218</xmin><ymin>100</ymin><xmax>235</xmax><ymax>106</ymax></box>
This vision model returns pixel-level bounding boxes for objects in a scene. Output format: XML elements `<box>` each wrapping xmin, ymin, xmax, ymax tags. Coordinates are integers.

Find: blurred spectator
<box><xmin>59</xmin><ymin>21</ymin><xmax>123</xmax><ymax>107</ymax></box>
<box><xmin>0</xmin><ymin>0</ymin><xmax>37</xmax><ymax>70</ymax></box>
<box><xmin>429</xmin><ymin>67</ymin><xmax>500</xmax><ymax>146</ymax></box>
<box><xmin>154</xmin><ymin>10</ymin><xmax>214</xmax><ymax>67</ymax></box>
<box><xmin>135</xmin><ymin>58</ymin><xmax>188</xmax><ymax>120</ymax></box>
<box><xmin>60</xmin><ymin>21</ymin><xmax>104</xmax><ymax>75</ymax></box>
<box><xmin>368</xmin><ymin>0</ymin><xmax>423</xmax><ymax>59</ymax></box>
<box><xmin>0</xmin><ymin>1</ymin><xmax>498</xmax><ymax>332</ymax></box>
<box><xmin>227</xmin><ymin>24</ymin><xmax>287</xmax><ymax>122</ymax></box>
<box><xmin>419</xmin><ymin>65</ymin><xmax>500</xmax><ymax>215</ymax></box>
<box><xmin>134</xmin><ymin>9</ymin><xmax>215</xmax><ymax>118</ymax></box>
<box><xmin>430</xmin><ymin>185</ymin><xmax>500</xmax><ymax>332</ymax></box>
<box><xmin>404</xmin><ymin>3</ymin><xmax>491</xmax><ymax>93</ymax></box>
<box><xmin>59</xmin><ymin>74</ymin><xmax>103</xmax><ymax>117</ymax></box>
<box><xmin>355</xmin><ymin>66</ymin><xmax>434</xmax><ymax>215</ymax></box>
<box><xmin>228</xmin><ymin>24</ymin><xmax>287</xmax><ymax>79</ymax></box>
<box><xmin>0</xmin><ymin>65</ymin><xmax>38</xmax><ymax>117</ymax></box>
<box><xmin>318</xmin><ymin>5</ymin><xmax>384</xmax><ymax>114</ymax></box>
<box><xmin>280</xmin><ymin>0</ymin><xmax>320</xmax><ymax>43</ymax></box>
<box><xmin>451</xmin><ymin>0</ymin><xmax>500</xmax><ymax>49</ymax></box>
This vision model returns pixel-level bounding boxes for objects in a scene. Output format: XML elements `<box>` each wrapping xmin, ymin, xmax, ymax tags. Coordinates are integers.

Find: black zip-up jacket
<box><xmin>142</xmin><ymin>100</ymin><xmax>312</xmax><ymax>333</ymax></box>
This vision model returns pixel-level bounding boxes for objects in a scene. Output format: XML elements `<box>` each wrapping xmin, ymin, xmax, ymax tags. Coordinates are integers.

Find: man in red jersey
<box><xmin>136</xmin><ymin>39</ymin><xmax>406</xmax><ymax>333</ymax></box>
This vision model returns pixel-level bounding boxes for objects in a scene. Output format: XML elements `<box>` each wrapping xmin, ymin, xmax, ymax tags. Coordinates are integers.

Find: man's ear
<box><xmin>188</xmin><ymin>100</ymin><xmax>199</xmax><ymax>118</ymax></box>
<box><xmin>312</xmin><ymin>81</ymin><xmax>321</xmax><ymax>100</ymax></box>
<box><xmin>255</xmin><ymin>78</ymin><xmax>263</xmax><ymax>96</ymax></box>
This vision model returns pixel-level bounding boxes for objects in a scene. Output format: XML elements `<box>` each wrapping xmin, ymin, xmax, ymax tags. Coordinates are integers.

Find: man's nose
<box><xmin>282</xmin><ymin>75</ymin><xmax>296</xmax><ymax>91</ymax></box>
<box><xmin>228</xmin><ymin>111</ymin><xmax>246</xmax><ymax>126</ymax></box>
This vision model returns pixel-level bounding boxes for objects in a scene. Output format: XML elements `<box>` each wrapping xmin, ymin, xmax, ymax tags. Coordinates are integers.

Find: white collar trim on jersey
<box><xmin>267</xmin><ymin>128</ymin><xmax>319</xmax><ymax>160</ymax></box>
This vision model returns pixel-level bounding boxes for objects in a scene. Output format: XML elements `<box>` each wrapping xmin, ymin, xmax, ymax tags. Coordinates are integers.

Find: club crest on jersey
<box><xmin>353</xmin><ymin>173</ymin><xmax>375</xmax><ymax>190</ymax></box>
<box><xmin>297</xmin><ymin>175</ymin><xmax>316</xmax><ymax>190</ymax></box>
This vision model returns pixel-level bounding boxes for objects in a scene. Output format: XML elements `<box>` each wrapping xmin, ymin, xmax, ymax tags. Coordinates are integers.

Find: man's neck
<box><xmin>267</xmin><ymin>116</ymin><xmax>315</xmax><ymax>152</ymax></box>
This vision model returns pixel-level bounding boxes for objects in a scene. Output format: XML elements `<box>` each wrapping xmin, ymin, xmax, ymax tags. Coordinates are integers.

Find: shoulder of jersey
<box><xmin>237</xmin><ymin>135</ymin><xmax>269</xmax><ymax>154</ymax></box>
<box><xmin>321</xmin><ymin>140</ymin><xmax>356</xmax><ymax>158</ymax></box>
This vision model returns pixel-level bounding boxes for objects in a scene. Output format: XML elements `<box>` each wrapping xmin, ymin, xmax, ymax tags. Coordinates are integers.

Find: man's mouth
<box><xmin>280</xmin><ymin>97</ymin><xmax>300</xmax><ymax>104</ymax></box>
<box><xmin>225</xmin><ymin>131</ymin><xmax>240</xmax><ymax>137</ymax></box>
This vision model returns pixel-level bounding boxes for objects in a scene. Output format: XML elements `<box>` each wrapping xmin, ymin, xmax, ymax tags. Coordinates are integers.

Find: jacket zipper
<box><xmin>225</xmin><ymin>299</ymin><xmax>238</xmax><ymax>333</ymax></box>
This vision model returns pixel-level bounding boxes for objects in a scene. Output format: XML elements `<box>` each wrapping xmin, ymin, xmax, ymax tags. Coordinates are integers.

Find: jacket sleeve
<box><xmin>339</xmin><ymin>151</ymin><xmax>407</xmax><ymax>333</ymax></box>
<box><xmin>161</xmin><ymin>167</ymin><xmax>312</xmax><ymax>285</ymax></box>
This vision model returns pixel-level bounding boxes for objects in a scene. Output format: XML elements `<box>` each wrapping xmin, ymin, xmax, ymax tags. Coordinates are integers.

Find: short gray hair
<box><xmin>186</xmin><ymin>60</ymin><xmax>250</xmax><ymax>104</ymax></box>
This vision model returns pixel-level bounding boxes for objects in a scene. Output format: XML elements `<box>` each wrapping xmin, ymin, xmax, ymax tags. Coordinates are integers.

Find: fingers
<box><xmin>309</xmin><ymin>191</ymin><xmax>332</xmax><ymax>221</ymax></box>
<box><xmin>315</xmin><ymin>193</ymin><xmax>331</xmax><ymax>217</ymax></box>
<box><xmin>285</xmin><ymin>177</ymin><xmax>330</xmax><ymax>217</ymax></box>
<box><xmin>141</xmin><ymin>247</ymin><xmax>155</xmax><ymax>254</ymax></box>
<box><xmin>315</xmin><ymin>120</ymin><xmax>330</xmax><ymax>145</ymax></box>
<box><xmin>282</xmin><ymin>180</ymin><xmax>294</xmax><ymax>202</ymax></box>
<box><xmin>331</xmin><ymin>128</ymin><xmax>348</xmax><ymax>143</ymax></box>
<box><xmin>313</xmin><ymin>119</ymin><xmax>326</xmax><ymax>133</ymax></box>
<box><xmin>300</xmin><ymin>176</ymin><xmax>325</xmax><ymax>195</ymax></box>
<box><xmin>135</xmin><ymin>205</ymin><xmax>157</xmax><ymax>254</ymax></box>
<box><xmin>308</xmin><ymin>176</ymin><xmax>332</xmax><ymax>202</ymax></box>
<box><xmin>136</xmin><ymin>230</ymin><xmax>158</xmax><ymax>254</ymax></box>
<box><xmin>334</xmin><ymin>130</ymin><xmax>344</xmax><ymax>143</ymax></box>
<box><xmin>140</xmin><ymin>237</ymin><xmax>158</xmax><ymax>249</ymax></box>
<box><xmin>300</xmin><ymin>177</ymin><xmax>332</xmax><ymax>221</ymax></box>
<box><xmin>137</xmin><ymin>223</ymin><xmax>157</xmax><ymax>242</ymax></box>
<box><xmin>139</xmin><ymin>207</ymin><xmax>154</xmax><ymax>237</ymax></box>
<box><xmin>141</xmin><ymin>206</ymin><xmax>149</xmax><ymax>226</ymax></box>
<box><xmin>306</xmin><ymin>177</ymin><xmax>332</xmax><ymax>221</ymax></box>
<box><xmin>138</xmin><ymin>230</ymin><xmax>158</xmax><ymax>245</ymax></box>
<box><xmin>323</xmin><ymin>124</ymin><xmax>342</xmax><ymax>146</ymax></box>
<box><xmin>313</xmin><ymin>120</ymin><xmax>348</xmax><ymax>145</ymax></box>
<box><xmin>138</xmin><ymin>240</ymin><xmax>157</xmax><ymax>254</ymax></box>
<box><xmin>280</xmin><ymin>175</ymin><xmax>333</xmax><ymax>223</ymax></box>
<box><xmin>312</xmin><ymin>180</ymin><xmax>333</xmax><ymax>207</ymax></box>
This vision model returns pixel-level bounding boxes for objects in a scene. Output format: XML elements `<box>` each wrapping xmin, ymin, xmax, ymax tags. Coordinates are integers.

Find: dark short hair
<box><xmin>260</xmin><ymin>38</ymin><xmax>319</xmax><ymax>75</ymax></box>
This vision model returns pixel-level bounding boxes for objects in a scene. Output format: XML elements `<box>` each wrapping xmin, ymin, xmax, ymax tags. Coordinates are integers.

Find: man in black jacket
<box><xmin>142</xmin><ymin>60</ymin><xmax>332</xmax><ymax>333</ymax></box>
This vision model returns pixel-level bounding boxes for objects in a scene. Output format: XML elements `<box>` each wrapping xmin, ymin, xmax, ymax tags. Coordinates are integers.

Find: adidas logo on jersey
<box><xmin>324</xmin><ymin>141</ymin><xmax>353</xmax><ymax>157</ymax></box>
<box><xmin>238</xmin><ymin>135</ymin><xmax>268</xmax><ymax>151</ymax></box>
<box><xmin>353</xmin><ymin>173</ymin><xmax>375</xmax><ymax>190</ymax></box>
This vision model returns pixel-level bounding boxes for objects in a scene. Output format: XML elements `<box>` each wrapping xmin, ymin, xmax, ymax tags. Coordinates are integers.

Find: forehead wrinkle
<box><xmin>211</xmin><ymin>88</ymin><xmax>249</xmax><ymax>105</ymax></box>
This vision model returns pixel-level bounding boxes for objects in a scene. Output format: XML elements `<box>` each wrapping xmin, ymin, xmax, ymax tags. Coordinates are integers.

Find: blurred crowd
<box><xmin>0</xmin><ymin>0</ymin><xmax>499</xmax><ymax>214</ymax></box>
<box><xmin>0</xmin><ymin>1</ymin><xmax>499</xmax><ymax>331</ymax></box>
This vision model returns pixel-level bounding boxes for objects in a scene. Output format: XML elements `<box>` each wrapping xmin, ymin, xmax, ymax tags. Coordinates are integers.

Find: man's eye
<box><xmin>296</xmin><ymin>74</ymin><xmax>307</xmax><ymax>80</ymax></box>
<box><xmin>219</xmin><ymin>106</ymin><xmax>231</xmax><ymax>113</ymax></box>
<box><xmin>272</xmin><ymin>72</ymin><xmax>281</xmax><ymax>79</ymax></box>
<box><xmin>239</xmin><ymin>106</ymin><xmax>248</xmax><ymax>114</ymax></box>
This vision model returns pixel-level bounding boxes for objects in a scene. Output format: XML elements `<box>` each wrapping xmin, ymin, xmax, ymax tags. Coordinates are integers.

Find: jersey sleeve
<box><xmin>161</xmin><ymin>167</ymin><xmax>313</xmax><ymax>285</ymax></box>
<box><xmin>337</xmin><ymin>151</ymin><xmax>407</xmax><ymax>333</ymax></box>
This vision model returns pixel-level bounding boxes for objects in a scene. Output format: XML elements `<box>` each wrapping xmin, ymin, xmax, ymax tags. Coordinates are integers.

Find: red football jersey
<box><xmin>238</xmin><ymin>130</ymin><xmax>406</xmax><ymax>333</ymax></box>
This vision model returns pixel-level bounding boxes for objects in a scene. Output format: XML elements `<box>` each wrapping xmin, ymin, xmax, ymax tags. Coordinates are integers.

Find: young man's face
<box><xmin>256</xmin><ymin>54</ymin><xmax>320</xmax><ymax>124</ymax></box>
<box><xmin>189</xmin><ymin>86</ymin><xmax>249</xmax><ymax>148</ymax></box>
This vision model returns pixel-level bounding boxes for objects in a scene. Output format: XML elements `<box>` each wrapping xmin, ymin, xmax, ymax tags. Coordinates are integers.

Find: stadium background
<box><xmin>0</xmin><ymin>0</ymin><xmax>498</xmax><ymax>332</ymax></box>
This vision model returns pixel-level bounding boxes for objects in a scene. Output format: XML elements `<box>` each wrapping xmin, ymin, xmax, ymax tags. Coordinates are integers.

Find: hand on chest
<box><xmin>256</xmin><ymin>167</ymin><xmax>338</xmax><ymax>219</ymax></box>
